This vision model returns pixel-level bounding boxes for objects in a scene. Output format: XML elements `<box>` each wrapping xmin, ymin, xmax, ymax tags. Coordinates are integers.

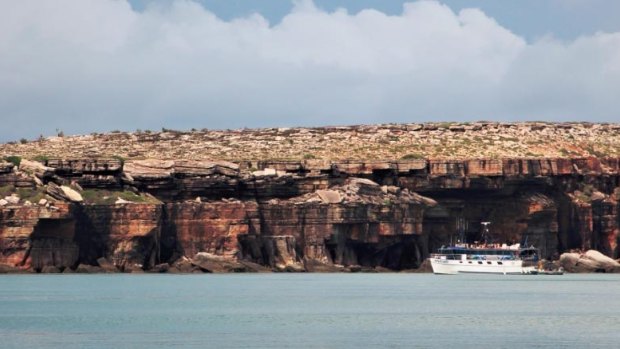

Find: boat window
<box><xmin>478</xmin><ymin>261</ymin><xmax>483</xmax><ymax>264</ymax></box>
<box><xmin>468</xmin><ymin>261</ymin><xmax>472</xmax><ymax>264</ymax></box>
<box><xmin>487</xmin><ymin>261</ymin><xmax>492</xmax><ymax>265</ymax></box>
<box><xmin>497</xmin><ymin>262</ymin><xmax>503</xmax><ymax>265</ymax></box>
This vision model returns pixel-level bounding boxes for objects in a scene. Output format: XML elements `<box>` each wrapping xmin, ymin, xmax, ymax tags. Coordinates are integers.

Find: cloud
<box><xmin>0</xmin><ymin>0</ymin><xmax>618</xmax><ymax>141</ymax></box>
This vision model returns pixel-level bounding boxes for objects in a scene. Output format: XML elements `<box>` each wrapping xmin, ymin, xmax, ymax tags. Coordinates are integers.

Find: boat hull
<box><xmin>430</xmin><ymin>258</ymin><xmax>535</xmax><ymax>275</ymax></box>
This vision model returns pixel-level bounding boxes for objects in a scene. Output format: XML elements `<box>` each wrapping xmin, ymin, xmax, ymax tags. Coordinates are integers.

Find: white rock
<box><xmin>316</xmin><ymin>190</ymin><xmax>342</xmax><ymax>204</ymax></box>
<box><xmin>5</xmin><ymin>195</ymin><xmax>19</xmax><ymax>204</ymax></box>
<box><xmin>19</xmin><ymin>159</ymin><xmax>55</xmax><ymax>177</ymax></box>
<box><xmin>263</xmin><ymin>168</ymin><xmax>277</xmax><ymax>176</ymax></box>
<box><xmin>0</xmin><ymin>199</ymin><xmax>7</xmax><ymax>206</ymax></box>
<box><xmin>348</xmin><ymin>178</ymin><xmax>380</xmax><ymax>187</ymax></box>
<box><xmin>584</xmin><ymin>250</ymin><xmax>620</xmax><ymax>267</ymax></box>
<box><xmin>33</xmin><ymin>176</ymin><xmax>44</xmax><ymax>186</ymax></box>
<box><xmin>60</xmin><ymin>186</ymin><xmax>83</xmax><ymax>202</ymax></box>
<box><xmin>38</xmin><ymin>199</ymin><xmax>48</xmax><ymax>206</ymax></box>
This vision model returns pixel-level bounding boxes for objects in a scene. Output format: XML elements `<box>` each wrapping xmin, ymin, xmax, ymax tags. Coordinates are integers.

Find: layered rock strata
<box><xmin>2</xmin><ymin>127</ymin><xmax>620</xmax><ymax>272</ymax></box>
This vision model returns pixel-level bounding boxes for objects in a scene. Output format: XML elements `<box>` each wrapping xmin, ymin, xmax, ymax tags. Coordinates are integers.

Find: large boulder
<box><xmin>97</xmin><ymin>257</ymin><xmax>120</xmax><ymax>272</ymax></box>
<box><xmin>46</xmin><ymin>182</ymin><xmax>83</xmax><ymax>202</ymax></box>
<box><xmin>560</xmin><ymin>250</ymin><xmax>620</xmax><ymax>273</ymax></box>
<box><xmin>0</xmin><ymin>263</ymin><xmax>25</xmax><ymax>274</ymax></box>
<box><xmin>19</xmin><ymin>159</ymin><xmax>56</xmax><ymax>179</ymax></box>
<box><xmin>190</xmin><ymin>252</ymin><xmax>246</xmax><ymax>273</ymax></box>
<box><xmin>316</xmin><ymin>190</ymin><xmax>342</xmax><ymax>204</ymax></box>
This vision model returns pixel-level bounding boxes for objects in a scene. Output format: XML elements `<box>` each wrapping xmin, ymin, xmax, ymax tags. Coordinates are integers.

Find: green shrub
<box><xmin>111</xmin><ymin>155</ymin><xmax>126</xmax><ymax>165</ymax></box>
<box><xmin>4</xmin><ymin>156</ymin><xmax>21</xmax><ymax>166</ymax></box>
<box><xmin>0</xmin><ymin>185</ymin><xmax>14</xmax><ymax>197</ymax></box>
<box><xmin>32</xmin><ymin>155</ymin><xmax>49</xmax><ymax>163</ymax></box>
<box><xmin>81</xmin><ymin>189</ymin><xmax>158</xmax><ymax>204</ymax></box>
<box><xmin>16</xmin><ymin>187</ymin><xmax>47</xmax><ymax>203</ymax></box>
<box><xmin>303</xmin><ymin>153</ymin><xmax>316</xmax><ymax>160</ymax></box>
<box><xmin>401</xmin><ymin>153</ymin><xmax>424</xmax><ymax>160</ymax></box>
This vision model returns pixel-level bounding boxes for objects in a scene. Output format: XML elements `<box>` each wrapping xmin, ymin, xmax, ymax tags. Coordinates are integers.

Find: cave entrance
<box><xmin>421</xmin><ymin>186</ymin><xmax>561</xmax><ymax>258</ymax></box>
<box><xmin>324</xmin><ymin>232</ymin><xmax>424</xmax><ymax>270</ymax></box>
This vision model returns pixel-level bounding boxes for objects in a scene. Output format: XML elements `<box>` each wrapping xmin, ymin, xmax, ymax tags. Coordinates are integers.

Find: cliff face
<box><xmin>2</xmin><ymin>124</ymin><xmax>620</xmax><ymax>272</ymax></box>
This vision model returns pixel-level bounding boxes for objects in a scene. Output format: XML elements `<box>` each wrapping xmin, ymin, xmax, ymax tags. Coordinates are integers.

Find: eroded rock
<box><xmin>560</xmin><ymin>250</ymin><xmax>620</xmax><ymax>273</ymax></box>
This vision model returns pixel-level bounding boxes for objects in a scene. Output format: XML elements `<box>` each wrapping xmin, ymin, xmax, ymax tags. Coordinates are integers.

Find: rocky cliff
<box><xmin>1</xmin><ymin>122</ymin><xmax>620</xmax><ymax>273</ymax></box>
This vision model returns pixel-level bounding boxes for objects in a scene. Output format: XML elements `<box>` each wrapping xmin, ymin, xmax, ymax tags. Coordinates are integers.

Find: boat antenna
<box><xmin>456</xmin><ymin>217</ymin><xmax>466</xmax><ymax>244</ymax></box>
<box><xmin>481</xmin><ymin>221</ymin><xmax>491</xmax><ymax>244</ymax></box>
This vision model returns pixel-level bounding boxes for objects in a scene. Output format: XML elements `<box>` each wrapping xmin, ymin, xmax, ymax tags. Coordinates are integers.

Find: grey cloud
<box><xmin>0</xmin><ymin>0</ymin><xmax>618</xmax><ymax>141</ymax></box>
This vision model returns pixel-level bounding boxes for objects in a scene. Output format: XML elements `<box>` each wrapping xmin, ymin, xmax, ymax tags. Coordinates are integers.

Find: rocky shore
<box><xmin>1</xmin><ymin>122</ymin><xmax>620</xmax><ymax>273</ymax></box>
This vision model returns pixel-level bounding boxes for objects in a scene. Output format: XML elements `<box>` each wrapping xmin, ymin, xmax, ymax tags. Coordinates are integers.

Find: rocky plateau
<box><xmin>1</xmin><ymin>122</ymin><xmax>619</xmax><ymax>273</ymax></box>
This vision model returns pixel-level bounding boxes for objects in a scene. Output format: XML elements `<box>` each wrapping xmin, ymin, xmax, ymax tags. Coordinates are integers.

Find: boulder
<box><xmin>0</xmin><ymin>263</ymin><xmax>24</xmax><ymax>274</ymax></box>
<box><xmin>0</xmin><ymin>199</ymin><xmax>8</xmax><ymax>206</ymax></box>
<box><xmin>124</xmin><ymin>264</ymin><xmax>146</xmax><ymax>273</ymax></box>
<box><xmin>252</xmin><ymin>168</ymin><xmax>277</xmax><ymax>177</ymax></box>
<box><xmin>560</xmin><ymin>250</ymin><xmax>620</xmax><ymax>273</ymax></box>
<box><xmin>60</xmin><ymin>186</ymin><xmax>83</xmax><ymax>202</ymax></box>
<box><xmin>191</xmin><ymin>252</ymin><xmax>245</xmax><ymax>273</ymax></box>
<box><xmin>238</xmin><ymin>260</ymin><xmax>272</xmax><ymax>273</ymax></box>
<box><xmin>149</xmin><ymin>263</ymin><xmax>170</xmax><ymax>273</ymax></box>
<box><xmin>19</xmin><ymin>159</ymin><xmax>55</xmax><ymax>178</ymax></box>
<box><xmin>0</xmin><ymin>161</ymin><xmax>14</xmax><ymax>173</ymax></box>
<box><xmin>316</xmin><ymin>190</ymin><xmax>342</xmax><ymax>204</ymax></box>
<box><xmin>304</xmin><ymin>259</ymin><xmax>345</xmax><ymax>272</ymax></box>
<box><xmin>169</xmin><ymin>257</ymin><xmax>200</xmax><ymax>273</ymax></box>
<box><xmin>75</xmin><ymin>264</ymin><xmax>106</xmax><ymax>273</ymax></box>
<box><xmin>40</xmin><ymin>266</ymin><xmax>61</xmax><ymax>273</ymax></box>
<box><xmin>96</xmin><ymin>257</ymin><xmax>119</xmax><ymax>272</ymax></box>
<box><xmin>4</xmin><ymin>195</ymin><xmax>19</xmax><ymax>204</ymax></box>
<box><xmin>46</xmin><ymin>182</ymin><xmax>83</xmax><ymax>202</ymax></box>
<box><xmin>115</xmin><ymin>197</ymin><xmax>130</xmax><ymax>204</ymax></box>
<box><xmin>348</xmin><ymin>177</ymin><xmax>379</xmax><ymax>187</ymax></box>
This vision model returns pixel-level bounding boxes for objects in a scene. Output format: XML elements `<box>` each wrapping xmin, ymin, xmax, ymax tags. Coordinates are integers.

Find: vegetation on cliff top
<box><xmin>81</xmin><ymin>189</ymin><xmax>160</xmax><ymax>205</ymax></box>
<box><xmin>1</xmin><ymin>122</ymin><xmax>619</xmax><ymax>161</ymax></box>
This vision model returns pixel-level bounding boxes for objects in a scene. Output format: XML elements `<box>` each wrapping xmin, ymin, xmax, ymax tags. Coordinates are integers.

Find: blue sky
<box><xmin>128</xmin><ymin>0</ymin><xmax>620</xmax><ymax>41</ymax></box>
<box><xmin>1</xmin><ymin>0</ymin><xmax>619</xmax><ymax>141</ymax></box>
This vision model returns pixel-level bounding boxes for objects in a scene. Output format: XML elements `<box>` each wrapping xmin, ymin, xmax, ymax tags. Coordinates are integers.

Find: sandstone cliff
<box><xmin>1</xmin><ymin>122</ymin><xmax>620</xmax><ymax>272</ymax></box>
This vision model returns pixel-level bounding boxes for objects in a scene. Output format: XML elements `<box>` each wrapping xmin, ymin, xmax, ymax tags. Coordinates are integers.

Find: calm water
<box><xmin>1</xmin><ymin>273</ymin><xmax>619</xmax><ymax>348</ymax></box>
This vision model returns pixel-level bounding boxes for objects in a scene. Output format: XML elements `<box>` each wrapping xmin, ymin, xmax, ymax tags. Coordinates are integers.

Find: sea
<box><xmin>0</xmin><ymin>273</ymin><xmax>618</xmax><ymax>348</ymax></box>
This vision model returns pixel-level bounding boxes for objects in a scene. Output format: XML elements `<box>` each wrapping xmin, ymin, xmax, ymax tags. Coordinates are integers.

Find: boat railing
<box><xmin>430</xmin><ymin>253</ymin><xmax>462</xmax><ymax>260</ymax></box>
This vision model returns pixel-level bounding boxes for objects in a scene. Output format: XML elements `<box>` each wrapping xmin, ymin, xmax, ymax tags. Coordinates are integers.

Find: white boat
<box><xmin>429</xmin><ymin>221</ymin><xmax>538</xmax><ymax>275</ymax></box>
<box><xmin>429</xmin><ymin>243</ymin><xmax>538</xmax><ymax>275</ymax></box>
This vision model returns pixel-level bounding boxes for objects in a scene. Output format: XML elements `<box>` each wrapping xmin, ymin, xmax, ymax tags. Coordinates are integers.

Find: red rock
<box><xmin>466</xmin><ymin>159</ymin><xmax>502</xmax><ymax>176</ymax></box>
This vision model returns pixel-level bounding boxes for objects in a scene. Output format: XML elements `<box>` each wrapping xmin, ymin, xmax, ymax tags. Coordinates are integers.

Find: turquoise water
<box><xmin>1</xmin><ymin>274</ymin><xmax>619</xmax><ymax>348</ymax></box>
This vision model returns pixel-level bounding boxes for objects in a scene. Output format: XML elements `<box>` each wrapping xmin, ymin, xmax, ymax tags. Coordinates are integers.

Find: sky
<box><xmin>1</xmin><ymin>0</ymin><xmax>619</xmax><ymax>141</ymax></box>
